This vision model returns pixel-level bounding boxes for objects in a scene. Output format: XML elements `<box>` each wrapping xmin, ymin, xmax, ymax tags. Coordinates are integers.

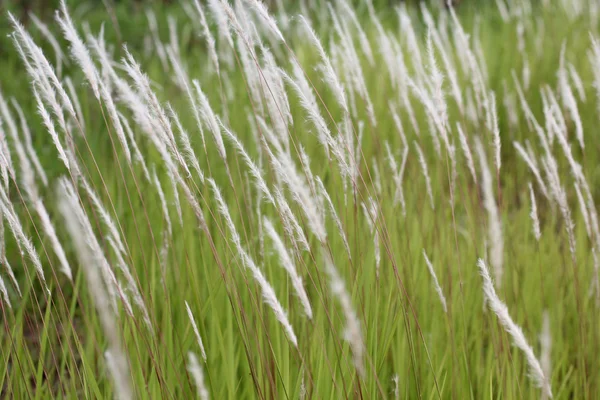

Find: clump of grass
<box><xmin>1</xmin><ymin>0</ymin><xmax>600</xmax><ymax>398</ymax></box>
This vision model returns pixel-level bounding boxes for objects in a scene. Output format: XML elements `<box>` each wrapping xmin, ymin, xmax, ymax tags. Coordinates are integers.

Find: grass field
<box><xmin>1</xmin><ymin>0</ymin><xmax>600</xmax><ymax>398</ymax></box>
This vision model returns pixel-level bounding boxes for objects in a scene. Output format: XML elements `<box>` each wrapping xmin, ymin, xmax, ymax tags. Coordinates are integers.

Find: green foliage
<box><xmin>1</xmin><ymin>0</ymin><xmax>600</xmax><ymax>399</ymax></box>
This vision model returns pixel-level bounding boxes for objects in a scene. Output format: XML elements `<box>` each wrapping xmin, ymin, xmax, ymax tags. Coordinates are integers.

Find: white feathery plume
<box><xmin>544</xmin><ymin>88</ymin><xmax>567</xmax><ymax>146</ymax></box>
<box><xmin>558</xmin><ymin>45</ymin><xmax>584</xmax><ymax>150</ymax></box>
<box><xmin>174</xmin><ymin>166</ymin><xmax>207</xmax><ymax>230</ymax></box>
<box><xmin>107</xmin><ymin>236</ymin><xmax>151</xmax><ymax>331</ymax></box>
<box><xmin>281</xmin><ymin>66</ymin><xmax>351</xmax><ymax>182</ymax></box>
<box><xmin>260</xmin><ymin>46</ymin><xmax>292</xmax><ymax>148</ymax></box>
<box><xmin>392</xmin><ymin>39</ymin><xmax>421</xmax><ymax>137</ymax></box>
<box><xmin>9</xmin><ymin>99</ymin><xmax>48</xmax><ymax>186</ymax></box>
<box><xmin>88</xmin><ymin>25</ymin><xmax>111</xmax><ymax>86</ymax></box>
<box><xmin>361</xmin><ymin>198</ymin><xmax>381</xmax><ymax>277</ymax></box>
<box><xmin>513</xmin><ymin>141</ymin><xmax>550</xmax><ymax>200</ymax></box>
<box><xmin>543</xmin><ymin>155</ymin><xmax>576</xmax><ymax>259</ymax></box>
<box><xmin>33</xmin><ymin>88</ymin><xmax>70</xmax><ymax>172</ymax></box>
<box><xmin>255</xmin><ymin>115</ymin><xmax>284</xmax><ymax>156</ymax></box>
<box><xmin>192</xmin><ymin>81</ymin><xmax>226</xmax><ymax>161</ymax></box>
<box><xmin>0</xmin><ymin>183</ymin><xmax>48</xmax><ymax>294</ymax></box>
<box><xmin>406</xmin><ymin>87</ymin><xmax>439</xmax><ymax>159</ymax></box>
<box><xmin>239</xmin><ymin>237</ymin><xmax>299</xmax><ymax>348</ymax></box>
<box><xmin>477</xmin><ymin>259</ymin><xmax>552</xmax><ymax>398</ymax></box>
<box><xmin>372</xmin><ymin>12</ymin><xmax>401</xmax><ymax>90</ymax></box>
<box><xmin>408</xmin><ymin>34</ymin><xmax>448</xmax><ymax>148</ymax></box>
<box><xmin>220</xmin><ymin>122</ymin><xmax>274</xmax><ymax>204</ymax></box>
<box><xmin>336</xmin><ymin>0</ymin><xmax>374</xmax><ymax>65</ymax></box>
<box><xmin>574</xmin><ymin>182</ymin><xmax>592</xmax><ymax>239</ymax></box>
<box><xmin>512</xmin><ymin>72</ymin><xmax>552</xmax><ymax>156</ymax></box>
<box><xmin>263</xmin><ymin>217</ymin><xmax>313</xmax><ymax>319</ymax></box>
<box><xmin>0</xmin><ymin>202</ymin><xmax>4</xmax><ymax>261</ymax></box>
<box><xmin>0</xmin><ymin>158</ymin><xmax>7</xmax><ymax>193</ymax></box>
<box><xmin>1</xmin><ymin>257</ymin><xmax>20</xmax><ymax>298</ymax></box>
<box><xmin>121</xmin><ymin>50</ymin><xmax>193</xmax><ymax>180</ymax></box>
<box><xmin>168</xmin><ymin>15</ymin><xmax>180</xmax><ymax>59</ymax></box>
<box><xmin>80</xmin><ymin>178</ymin><xmax>126</xmax><ymax>255</ymax></box>
<box><xmin>33</xmin><ymin>197</ymin><xmax>73</xmax><ymax>281</ymax></box>
<box><xmin>297</xmin><ymin>146</ymin><xmax>319</xmax><ymax>211</ymax></box>
<box><xmin>397</xmin><ymin>7</ymin><xmax>423</xmax><ymax>70</ymax></box>
<box><xmin>29</xmin><ymin>13</ymin><xmax>67</xmax><ymax>76</ymax></box>
<box><xmin>168</xmin><ymin>169</ymin><xmax>184</xmax><ymax>227</ymax></box>
<box><xmin>551</xmin><ymin>103</ymin><xmax>584</xmax><ymax>183</ymax></box>
<box><xmin>529</xmin><ymin>183</ymin><xmax>541</xmax><ymax>241</ymax></box>
<box><xmin>457</xmin><ymin>124</ymin><xmax>478</xmax><ymax>185</ymax></box>
<box><xmin>389</xmin><ymin>104</ymin><xmax>407</xmax><ymax>149</ymax></box>
<box><xmin>0</xmin><ymin>275</ymin><xmax>10</xmax><ymax>308</ymax></box>
<box><xmin>233</xmin><ymin>1</ymin><xmax>259</xmax><ymax>45</ymax></box>
<box><xmin>413</xmin><ymin>141</ymin><xmax>434</xmax><ymax>210</ymax></box>
<box><xmin>465</xmin><ymin>89</ymin><xmax>479</xmax><ymax>124</ymax></box>
<box><xmin>56</xmin><ymin>0</ymin><xmax>100</xmax><ymax>99</ymax></box>
<box><xmin>209</xmin><ymin>178</ymin><xmax>298</xmax><ymax>347</ymax></box>
<box><xmin>0</xmin><ymin>95</ymin><xmax>18</xmax><ymax>181</ymax></box>
<box><xmin>104</xmin><ymin>351</ymin><xmax>134</xmax><ymax>400</ymax></box>
<box><xmin>449</xmin><ymin>7</ymin><xmax>473</xmax><ymax>76</ymax></box>
<box><xmin>540</xmin><ymin>311</ymin><xmax>552</xmax><ymax>400</ymax></box>
<box><xmin>424</xmin><ymin>29</ymin><xmax>449</xmax><ymax>128</ymax></box>
<box><xmin>489</xmin><ymin>93</ymin><xmax>501</xmax><ymax>173</ymax></box>
<box><xmin>422</xmin><ymin>250</ymin><xmax>447</xmax><ymax>313</ymax></box>
<box><xmin>58</xmin><ymin>178</ymin><xmax>133</xmax><ymax>400</ymax></box>
<box><xmin>64</xmin><ymin>77</ymin><xmax>84</xmax><ymax>125</ymax></box>
<box><xmin>233</xmin><ymin>25</ymin><xmax>265</xmax><ymax>117</ymax></box>
<box><xmin>188</xmin><ymin>352</ymin><xmax>210</xmax><ymax>400</ymax></box>
<box><xmin>593</xmin><ymin>251</ymin><xmax>600</xmax><ymax>306</ymax></box>
<box><xmin>192</xmin><ymin>0</ymin><xmax>220</xmax><ymax>76</ymax></box>
<box><xmin>168</xmin><ymin>105</ymin><xmax>204</xmax><ymax>183</ymax></box>
<box><xmin>568</xmin><ymin>63</ymin><xmax>586</xmax><ymax>102</ymax></box>
<box><xmin>0</xmin><ymin>112</ymin><xmax>14</xmax><ymax>184</ymax></box>
<box><xmin>263</xmin><ymin>139</ymin><xmax>326</xmax><ymax>243</ymax></box>
<box><xmin>316</xmin><ymin>177</ymin><xmax>351</xmax><ymax>260</ymax></box>
<box><xmin>244</xmin><ymin>0</ymin><xmax>285</xmax><ymax>42</ymax></box>
<box><xmin>475</xmin><ymin>137</ymin><xmax>504</xmax><ymax>285</ymax></box>
<box><xmin>324</xmin><ymin>252</ymin><xmax>364</xmax><ymax>376</ymax></box>
<box><xmin>427</xmin><ymin>23</ymin><xmax>463</xmax><ymax>114</ymax></box>
<box><xmin>300</xmin><ymin>375</ymin><xmax>306</xmax><ymax>400</ymax></box>
<box><xmin>0</xmin><ymin>123</ymin><xmax>11</xmax><ymax>190</ymax></box>
<box><xmin>9</xmin><ymin>13</ymin><xmax>77</xmax><ymax>128</ymax></box>
<box><xmin>280</xmin><ymin>65</ymin><xmax>331</xmax><ymax>157</ymax></box>
<box><xmin>2</xmin><ymin>98</ymin><xmax>38</xmax><ymax>198</ymax></box>
<box><xmin>0</xmin><ymin>131</ymin><xmax>7</xmax><ymax>195</ymax></box>
<box><xmin>274</xmin><ymin>188</ymin><xmax>310</xmax><ymax>253</ymax></box>
<box><xmin>120</xmin><ymin>114</ymin><xmax>151</xmax><ymax>182</ymax></box>
<box><xmin>494</xmin><ymin>0</ymin><xmax>510</xmax><ymax>21</ymax></box>
<box><xmin>385</xmin><ymin>142</ymin><xmax>409</xmax><ymax>215</ymax></box>
<box><xmin>256</xmin><ymin>190</ymin><xmax>265</xmax><ymax>260</ymax></box>
<box><xmin>99</xmin><ymin>80</ymin><xmax>132</xmax><ymax>162</ymax></box>
<box><xmin>522</xmin><ymin>56</ymin><xmax>531</xmax><ymax>92</ymax></box>
<box><xmin>152</xmin><ymin>170</ymin><xmax>172</xmax><ymax>237</ymax></box>
<box><xmin>166</xmin><ymin>47</ymin><xmax>206</xmax><ymax>152</ymax></box>
<box><xmin>185</xmin><ymin>301</ymin><xmax>208</xmax><ymax>361</ymax></box>
<box><xmin>208</xmin><ymin>0</ymin><xmax>234</xmax><ymax>47</ymax></box>
<box><xmin>588</xmin><ymin>34</ymin><xmax>600</xmax><ymax>115</ymax></box>
<box><xmin>298</xmin><ymin>16</ymin><xmax>348</xmax><ymax>112</ymax></box>
<box><xmin>502</xmin><ymin>80</ymin><xmax>519</xmax><ymax>130</ymax></box>
<box><xmin>145</xmin><ymin>10</ymin><xmax>169</xmax><ymax>72</ymax></box>
<box><xmin>61</xmin><ymin>180</ymin><xmax>120</xmax><ymax>308</ymax></box>
<box><xmin>328</xmin><ymin>7</ymin><xmax>376</xmax><ymax>127</ymax></box>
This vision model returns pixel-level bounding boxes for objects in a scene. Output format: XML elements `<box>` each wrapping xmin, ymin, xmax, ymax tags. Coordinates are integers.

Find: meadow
<box><xmin>0</xmin><ymin>0</ymin><xmax>599</xmax><ymax>398</ymax></box>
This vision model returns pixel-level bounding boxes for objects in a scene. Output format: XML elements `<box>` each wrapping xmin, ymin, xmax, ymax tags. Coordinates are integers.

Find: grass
<box><xmin>1</xmin><ymin>0</ymin><xmax>600</xmax><ymax>398</ymax></box>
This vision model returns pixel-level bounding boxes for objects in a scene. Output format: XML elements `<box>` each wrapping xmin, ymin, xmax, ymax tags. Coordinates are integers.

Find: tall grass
<box><xmin>1</xmin><ymin>0</ymin><xmax>600</xmax><ymax>398</ymax></box>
